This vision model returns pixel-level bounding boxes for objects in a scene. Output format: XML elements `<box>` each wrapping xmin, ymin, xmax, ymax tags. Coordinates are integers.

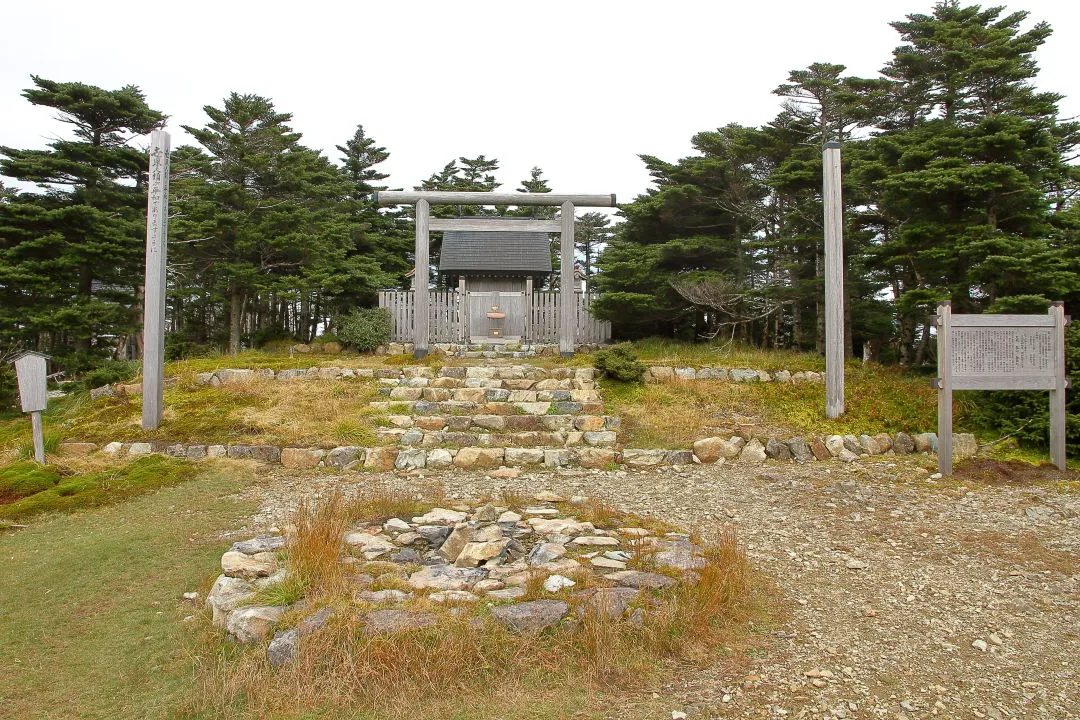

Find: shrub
<box><xmin>82</xmin><ymin>360</ymin><xmax>139</xmax><ymax>390</ymax></box>
<box><xmin>337</xmin><ymin>308</ymin><xmax>392</xmax><ymax>352</ymax></box>
<box><xmin>593</xmin><ymin>343</ymin><xmax>646</xmax><ymax>383</ymax></box>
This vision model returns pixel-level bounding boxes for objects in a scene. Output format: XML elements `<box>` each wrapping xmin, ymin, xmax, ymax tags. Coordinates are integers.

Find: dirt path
<box><xmin>235</xmin><ymin>456</ymin><xmax>1079</xmax><ymax>720</ymax></box>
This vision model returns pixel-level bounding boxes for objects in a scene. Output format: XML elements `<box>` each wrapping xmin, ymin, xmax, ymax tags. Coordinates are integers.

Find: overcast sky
<box><xmin>2</xmin><ymin>0</ymin><xmax>1078</xmax><ymax>207</ymax></box>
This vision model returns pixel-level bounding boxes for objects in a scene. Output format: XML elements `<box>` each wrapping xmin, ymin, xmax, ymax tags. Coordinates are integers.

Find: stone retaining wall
<box><xmin>645</xmin><ymin>366</ymin><xmax>825</xmax><ymax>383</ymax></box>
<box><xmin>59</xmin><ymin>429</ymin><xmax>976</xmax><ymax>471</ymax></box>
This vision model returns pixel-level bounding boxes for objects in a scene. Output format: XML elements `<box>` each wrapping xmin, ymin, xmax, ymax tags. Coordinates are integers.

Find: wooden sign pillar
<box><xmin>823</xmin><ymin>142</ymin><xmax>845</xmax><ymax>418</ymax></box>
<box><xmin>13</xmin><ymin>351</ymin><xmax>50</xmax><ymax>464</ymax></box>
<box><xmin>559</xmin><ymin>201</ymin><xmax>576</xmax><ymax>357</ymax></box>
<box><xmin>935</xmin><ymin>302</ymin><xmax>1070</xmax><ymax>474</ymax></box>
<box><xmin>414</xmin><ymin>198</ymin><xmax>430</xmax><ymax>358</ymax></box>
<box><xmin>142</xmin><ymin>130</ymin><xmax>171</xmax><ymax>430</ymax></box>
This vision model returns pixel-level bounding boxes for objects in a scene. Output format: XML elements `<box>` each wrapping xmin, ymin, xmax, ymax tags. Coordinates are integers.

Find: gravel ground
<box><xmin>229</xmin><ymin>455</ymin><xmax>1079</xmax><ymax>720</ymax></box>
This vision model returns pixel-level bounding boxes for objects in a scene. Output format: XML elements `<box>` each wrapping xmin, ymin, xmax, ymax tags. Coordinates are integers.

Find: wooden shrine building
<box><xmin>376</xmin><ymin>191</ymin><xmax>613</xmax><ymax>357</ymax></box>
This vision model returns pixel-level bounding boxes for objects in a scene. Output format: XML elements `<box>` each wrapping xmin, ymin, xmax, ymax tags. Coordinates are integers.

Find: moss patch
<box><xmin>0</xmin><ymin>455</ymin><xmax>199</xmax><ymax>522</ymax></box>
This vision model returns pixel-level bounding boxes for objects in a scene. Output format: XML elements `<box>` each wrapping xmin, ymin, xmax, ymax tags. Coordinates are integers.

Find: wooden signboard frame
<box><xmin>12</xmin><ymin>350</ymin><xmax>51</xmax><ymax>464</ymax></box>
<box><xmin>375</xmin><ymin>191</ymin><xmax>616</xmax><ymax>359</ymax></box>
<box><xmin>934</xmin><ymin>302</ymin><xmax>1070</xmax><ymax>474</ymax></box>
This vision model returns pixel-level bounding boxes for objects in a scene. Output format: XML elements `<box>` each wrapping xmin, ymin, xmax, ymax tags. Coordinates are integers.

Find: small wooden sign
<box><xmin>936</xmin><ymin>303</ymin><xmax>1070</xmax><ymax>473</ymax></box>
<box><xmin>12</xmin><ymin>351</ymin><xmax>50</xmax><ymax>464</ymax></box>
<box><xmin>13</xmin><ymin>351</ymin><xmax>50</xmax><ymax>413</ymax></box>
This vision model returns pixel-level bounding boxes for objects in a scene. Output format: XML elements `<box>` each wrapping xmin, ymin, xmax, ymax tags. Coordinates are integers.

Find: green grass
<box><xmin>602</xmin><ymin>363</ymin><xmax>946</xmax><ymax>448</ymax></box>
<box><xmin>0</xmin><ymin>461</ymin><xmax>255</xmax><ymax>719</ymax></box>
<box><xmin>625</xmin><ymin>338</ymin><xmax>827</xmax><ymax>372</ymax></box>
<box><xmin>0</xmin><ymin>455</ymin><xmax>201</xmax><ymax>522</ymax></box>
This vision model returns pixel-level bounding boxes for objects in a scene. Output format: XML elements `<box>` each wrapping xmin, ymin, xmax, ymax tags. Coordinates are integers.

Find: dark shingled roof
<box><xmin>440</xmin><ymin>231</ymin><xmax>552</xmax><ymax>274</ymax></box>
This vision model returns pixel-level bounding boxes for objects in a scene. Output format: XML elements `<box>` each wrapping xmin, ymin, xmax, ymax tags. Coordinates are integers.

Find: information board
<box><xmin>936</xmin><ymin>303</ymin><xmax>1069</xmax><ymax>473</ymax></box>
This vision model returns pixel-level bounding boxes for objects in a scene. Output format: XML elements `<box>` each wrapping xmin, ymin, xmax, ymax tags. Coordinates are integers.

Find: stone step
<box><xmin>381</xmin><ymin>413</ymin><xmax>618</xmax><ymax>433</ymax></box>
<box><xmin>369</xmin><ymin>400</ymin><xmax>605</xmax><ymax>416</ymax></box>
<box><xmin>377</xmin><ymin>428</ymin><xmax>618</xmax><ymax>449</ymax></box>
<box><xmin>378</xmin><ymin>365</ymin><xmax>595</xmax><ymax>381</ymax></box>
<box><xmin>378</xmin><ymin>377</ymin><xmax>596</xmax><ymax>392</ymax></box>
<box><xmin>377</xmin><ymin>386</ymin><xmax>600</xmax><ymax>403</ymax></box>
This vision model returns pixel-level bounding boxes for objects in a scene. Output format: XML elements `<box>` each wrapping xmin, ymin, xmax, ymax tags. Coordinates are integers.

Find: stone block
<box><xmin>364</xmin><ymin>446</ymin><xmax>398</xmax><ymax>471</ymax></box>
<box><xmin>327</xmin><ymin>446</ymin><xmax>363</xmax><ymax>469</ymax></box>
<box><xmin>453</xmin><ymin>447</ymin><xmax>504</xmax><ymax>469</ymax></box>
<box><xmin>395</xmin><ymin>448</ymin><xmax>426</xmax><ymax>470</ymax></box>
<box><xmin>281</xmin><ymin>447</ymin><xmax>324</xmax><ymax>469</ymax></box>
<box><xmin>692</xmin><ymin>437</ymin><xmax>740</xmax><ymax>463</ymax></box>
<box><xmin>892</xmin><ymin>432</ymin><xmax>915</xmax><ymax>455</ymax></box>
<box><xmin>765</xmin><ymin>437</ymin><xmax>793</xmax><ymax>460</ymax></box>
<box><xmin>954</xmin><ymin>433</ymin><xmax>978</xmax><ymax>458</ymax></box>
<box><xmin>505</xmin><ymin>448</ymin><xmax>545</xmax><ymax>465</ymax></box>
<box><xmin>576</xmin><ymin>448</ymin><xmax>617</xmax><ymax>469</ymax></box>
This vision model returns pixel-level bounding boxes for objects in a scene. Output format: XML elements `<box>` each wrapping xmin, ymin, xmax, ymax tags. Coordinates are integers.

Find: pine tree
<box><xmin>0</xmin><ymin>76</ymin><xmax>164</xmax><ymax>364</ymax></box>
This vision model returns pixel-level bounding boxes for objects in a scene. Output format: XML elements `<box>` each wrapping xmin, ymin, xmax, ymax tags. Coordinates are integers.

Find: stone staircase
<box><xmin>366</xmin><ymin>365</ymin><xmax>625</xmax><ymax>469</ymax></box>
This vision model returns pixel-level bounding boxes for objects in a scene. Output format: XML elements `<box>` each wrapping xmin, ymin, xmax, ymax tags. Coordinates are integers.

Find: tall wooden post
<box><xmin>142</xmin><ymin>130</ymin><xmax>170</xmax><ymax>430</ymax></box>
<box><xmin>1050</xmin><ymin>302</ymin><xmax>1068</xmax><ymax>470</ymax></box>
<box><xmin>559</xmin><ymin>201</ymin><xmax>576</xmax><ymax>357</ymax></box>
<box><xmin>823</xmin><ymin>142</ymin><xmax>845</xmax><ymax>418</ymax></box>
<box><xmin>936</xmin><ymin>302</ymin><xmax>953</xmax><ymax>475</ymax></box>
<box><xmin>414</xmin><ymin>198</ymin><xmax>430</xmax><ymax>358</ymax></box>
<box><xmin>30</xmin><ymin>412</ymin><xmax>45</xmax><ymax>464</ymax></box>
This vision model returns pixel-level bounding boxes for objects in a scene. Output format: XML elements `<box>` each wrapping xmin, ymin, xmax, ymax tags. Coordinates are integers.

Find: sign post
<box><xmin>935</xmin><ymin>302</ymin><xmax>1071</xmax><ymax>474</ymax></box>
<box><xmin>823</xmin><ymin>142</ymin><xmax>845</xmax><ymax>418</ymax></box>
<box><xmin>12</xmin><ymin>351</ymin><xmax>51</xmax><ymax>464</ymax></box>
<box><xmin>142</xmin><ymin>129</ymin><xmax>171</xmax><ymax>430</ymax></box>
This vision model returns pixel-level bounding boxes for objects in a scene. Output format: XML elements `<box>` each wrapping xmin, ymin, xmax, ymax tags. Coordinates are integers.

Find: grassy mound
<box><xmin>0</xmin><ymin>455</ymin><xmax>200</xmax><ymax>522</ymax></box>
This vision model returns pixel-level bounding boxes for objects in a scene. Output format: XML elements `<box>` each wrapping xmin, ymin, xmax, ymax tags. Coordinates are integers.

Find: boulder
<box><xmin>914</xmin><ymin>432</ymin><xmax>938</xmax><ymax>453</ymax></box>
<box><xmin>454</xmin><ymin>539</ymin><xmax>511</xmax><ymax>568</ymax></box>
<box><xmin>429</xmin><ymin>590</ymin><xmax>479</xmax><ymax>603</ymax></box>
<box><xmin>221</xmin><ymin>551</ymin><xmax>278</xmax><ymax>580</ymax></box>
<box><xmin>407</xmin><ymin>565</ymin><xmax>484</xmax><ymax>591</ymax></box>
<box><xmin>738</xmin><ymin>439</ymin><xmax>767</xmax><ymax>463</ymax></box>
<box><xmin>267</xmin><ymin>608</ymin><xmax>335</xmax><ymax>668</ymax></box>
<box><xmin>527</xmin><ymin>542</ymin><xmax>567</xmax><ymax>566</ymax></box>
<box><xmin>227</xmin><ymin>605</ymin><xmax>285</xmax><ymax>643</ymax></box>
<box><xmin>206</xmin><ymin>574</ymin><xmax>256</xmax><ymax>627</ymax></box>
<box><xmin>693</xmin><ymin>437</ymin><xmax>741</xmax><ymax>463</ymax></box>
<box><xmin>437</xmin><ymin>524</ymin><xmax>474</xmax><ymax>562</ymax></box>
<box><xmin>892</xmin><ymin>432</ymin><xmax>915</xmax><ymax>455</ymax></box>
<box><xmin>765</xmin><ymin>437</ymin><xmax>793</xmax><ymax>461</ymax></box>
<box><xmin>809</xmin><ymin>437</ymin><xmax>831</xmax><ymax>461</ymax></box>
<box><xmin>786</xmin><ymin>437</ymin><xmax>814</xmax><ymax>462</ymax></box>
<box><xmin>571</xmin><ymin>536</ymin><xmax>619</xmax><ymax>547</ymax></box>
<box><xmin>825</xmin><ymin>435</ymin><xmax>845</xmax><ymax>457</ymax></box>
<box><xmin>231</xmin><ymin>535</ymin><xmax>287</xmax><ymax>555</ymax></box>
<box><xmin>490</xmin><ymin>600</ymin><xmax>569</xmax><ymax>633</ymax></box>
<box><xmin>954</xmin><ymin>433</ymin><xmax>978</xmax><ymax>458</ymax></box>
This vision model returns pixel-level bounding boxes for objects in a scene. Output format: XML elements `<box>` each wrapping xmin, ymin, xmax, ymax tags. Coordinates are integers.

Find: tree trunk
<box><xmin>229</xmin><ymin>288</ymin><xmax>243</xmax><ymax>355</ymax></box>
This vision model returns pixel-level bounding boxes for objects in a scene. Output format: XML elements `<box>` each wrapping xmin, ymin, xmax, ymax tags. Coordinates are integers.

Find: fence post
<box><xmin>936</xmin><ymin>302</ymin><xmax>953</xmax><ymax>475</ymax></box>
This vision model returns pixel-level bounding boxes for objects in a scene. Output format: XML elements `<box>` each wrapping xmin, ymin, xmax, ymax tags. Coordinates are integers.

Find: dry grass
<box><xmin>602</xmin><ymin>365</ymin><xmax>941</xmax><ymax>448</ymax></box>
<box><xmin>186</xmin><ymin>495</ymin><xmax>762</xmax><ymax>719</ymax></box>
<box><xmin>62</xmin><ymin>377</ymin><xmax>384</xmax><ymax>447</ymax></box>
<box><xmin>958</xmin><ymin>529</ymin><xmax>1076</xmax><ymax>577</ymax></box>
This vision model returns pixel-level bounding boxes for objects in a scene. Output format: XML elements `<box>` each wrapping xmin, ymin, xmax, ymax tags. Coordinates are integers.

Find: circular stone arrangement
<box><xmin>205</xmin><ymin>492</ymin><xmax>708</xmax><ymax>667</ymax></box>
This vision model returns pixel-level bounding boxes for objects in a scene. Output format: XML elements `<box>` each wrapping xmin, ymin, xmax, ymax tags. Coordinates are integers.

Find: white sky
<box><xmin>2</xmin><ymin>0</ymin><xmax>1078</xmax><ymax>207</ymax></box>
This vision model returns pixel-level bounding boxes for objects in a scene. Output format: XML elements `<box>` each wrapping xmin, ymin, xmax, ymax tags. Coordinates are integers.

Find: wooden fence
<box><xmin>378</xmin><ymin>291</ymin><xmax>610</xmax><ymax>344</ymax></box>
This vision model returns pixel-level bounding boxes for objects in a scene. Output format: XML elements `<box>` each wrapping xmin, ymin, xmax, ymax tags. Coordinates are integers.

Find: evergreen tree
<box><xmin>0</xmin><ymin>76</ymin><xmax>164</xmax><ymax>365</ymax></box>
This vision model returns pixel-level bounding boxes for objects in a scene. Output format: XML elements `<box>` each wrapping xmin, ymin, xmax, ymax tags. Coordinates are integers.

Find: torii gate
<box><xmin>375</xmin><ymin>191</ymin><xmax>616</xmax><ymax>358</ymax></box>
